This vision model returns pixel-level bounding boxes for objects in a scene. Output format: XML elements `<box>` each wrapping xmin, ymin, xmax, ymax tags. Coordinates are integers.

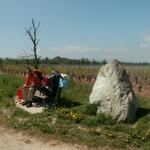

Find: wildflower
<box><xmin>124</xmin><ymin>139</ymin><xmax>129</xmax><ymax>143</ymax></box>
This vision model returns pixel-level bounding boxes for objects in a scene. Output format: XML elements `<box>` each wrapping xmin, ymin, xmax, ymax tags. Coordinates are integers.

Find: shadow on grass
<box><xmin>57</xmin><ymin>97</ymin><xmax>81</xmax><ymax>108</ymax></box>
<box><xmin>135</xmin><ymin>107</ymin><xmax>150</xmax><ymax>121</ymax></box>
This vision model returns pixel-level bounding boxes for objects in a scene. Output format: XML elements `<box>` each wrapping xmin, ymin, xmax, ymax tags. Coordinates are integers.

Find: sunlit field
<box><xmin>0</xmin><ymin>64</ymin><xmax>150</xmax><ymax>149</ymax></box>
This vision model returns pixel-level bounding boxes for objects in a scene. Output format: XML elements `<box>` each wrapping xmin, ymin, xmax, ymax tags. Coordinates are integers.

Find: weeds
<box><xmin>0</xmin><ymin>74</ymin><xmax>150</xmax><ymax>149</ymax></box>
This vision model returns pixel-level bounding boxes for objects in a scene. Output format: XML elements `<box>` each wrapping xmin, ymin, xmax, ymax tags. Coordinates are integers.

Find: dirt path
<box><xmin>0</xmin><ymin>126</ymin><xmax>85</xmax><ymax>150</ymax></box>
<box><xmin>0</xmin><ymin>126</ymin><xmax>123</xmax><ymax>150</ymax></box>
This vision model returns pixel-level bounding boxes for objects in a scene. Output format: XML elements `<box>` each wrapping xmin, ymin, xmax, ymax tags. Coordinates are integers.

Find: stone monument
<box><xmin>89</xmin><ymin>59</ymin><xmax>138</xmax><ymax>122</ymax></box>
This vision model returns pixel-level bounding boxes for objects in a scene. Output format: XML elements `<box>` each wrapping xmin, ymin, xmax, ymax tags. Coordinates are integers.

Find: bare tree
<box><xmin>25</xmin><ymin>19</ymin><xmax>40</xmax><ymax>69</ymax></box>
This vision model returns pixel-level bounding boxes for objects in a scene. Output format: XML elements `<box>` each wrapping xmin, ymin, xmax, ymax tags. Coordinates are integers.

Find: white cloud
<box><xmin>139</xmin><ymin>44</ymin><xmax>149</xmax><ymax>48</ymax></box>
<box><xmin>50</xmin><ymin>45</ymin><xmax>98</xmax><ymax>53</ymax></box>
<box><xmin>144</xmin><ymin>35</ymin><xmax>150</xmax><ymax>41</ymax></box>
<box><xmin>102</xmin><ymin>47</ymin><xmax>127</xmax><ymax>53</ymax></box>
<box><xmin>40</xmin><ymin>45</ymin><xmax>150</xmax><ymax>62</ymax></box>
<box><xmin>140</xmin><ymin>34</ymin><xmax>150</xmax><ymax>48</ymax></box>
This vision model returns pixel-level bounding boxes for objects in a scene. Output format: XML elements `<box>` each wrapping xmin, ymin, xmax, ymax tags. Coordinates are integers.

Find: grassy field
<box><xmin>0</xmin><ymin>74</ymin><xmax>150</xmax><ymax>149</ymax></box>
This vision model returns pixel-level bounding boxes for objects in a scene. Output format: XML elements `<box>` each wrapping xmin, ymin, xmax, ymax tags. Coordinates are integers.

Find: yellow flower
<box><xmin>108</xmin><ymin>133</ymin><xmax>113</xmax><ymax>137</ymax></box>
<box><xmin>124</xmin><ymin>139</ymin><xmax>129</xmax><ymax>143</ymax></box>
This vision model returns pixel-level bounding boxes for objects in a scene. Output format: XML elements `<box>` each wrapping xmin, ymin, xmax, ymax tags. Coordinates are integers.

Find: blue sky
<box><xmin>1</xmin><ymin>0</ymin><xmax>150</xmax><ymax>62</ymax></box>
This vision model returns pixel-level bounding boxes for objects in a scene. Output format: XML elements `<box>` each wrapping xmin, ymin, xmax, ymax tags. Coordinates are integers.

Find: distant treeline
<box><xmin>0</xmin><ymin>56</ymin><xmax>106</xmax><ymax>66</ymax></box>
<box><xmin>0</xmin><ymin>56</ymin><xmax>149</xmax><ymax>66</ymax></box>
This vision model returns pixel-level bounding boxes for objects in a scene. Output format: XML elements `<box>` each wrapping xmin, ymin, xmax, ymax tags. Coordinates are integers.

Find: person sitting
<box><xmin>44</xmin><ymin>70</ymin><xmax>63</xmax><ymax>106</ymax></box>
<box><xmin>33</xmin><ymin>68</ymin><xmax>43</xmax><ymax>90</ymax></box>
<box><xmin>22</xmin><ymin>68</ymin><xmax>35</xmax><ymax>107</ymax></box>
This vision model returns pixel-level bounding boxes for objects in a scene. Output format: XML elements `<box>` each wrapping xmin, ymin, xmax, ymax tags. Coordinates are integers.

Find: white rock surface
<box><xmin>15</xmin><ymin>97</ymin><xmax>44</xmax><ymax>114</ymax></box>
<box><xmin>89</xmin><ymin>59</ymin><xmax>138</xmax><ymax>122</ymax></box>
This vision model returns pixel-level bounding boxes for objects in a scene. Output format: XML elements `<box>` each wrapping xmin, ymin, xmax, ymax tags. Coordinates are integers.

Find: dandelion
<box><xmin>124</xmin><ymin>139</ymin><xmax>129</xmax><ymax>143</ymax></box>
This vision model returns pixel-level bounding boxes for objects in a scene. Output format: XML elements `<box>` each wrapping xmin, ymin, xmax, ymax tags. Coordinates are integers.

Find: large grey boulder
<box><xmin>89</xmin><ymin>59</ymin><xmax>138</xmax><ymax>122</ymax></box>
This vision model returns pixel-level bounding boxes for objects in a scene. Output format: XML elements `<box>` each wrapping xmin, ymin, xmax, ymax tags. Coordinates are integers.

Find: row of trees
<box><xmin>1</xmin><ymin>56</ymin><xmax>150</xmax><ymax>66</ymax></box>
<box><xmin>0</xmin><ymin>57</ymin><xmax>106</xmax><ymax>66</ymax></box>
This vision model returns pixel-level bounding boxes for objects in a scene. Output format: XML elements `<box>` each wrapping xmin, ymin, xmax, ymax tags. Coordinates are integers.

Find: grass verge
<box><xmin>0</xmin><ymin>74</ymin><xmax>150</xmax><ymax>149</ymax></box>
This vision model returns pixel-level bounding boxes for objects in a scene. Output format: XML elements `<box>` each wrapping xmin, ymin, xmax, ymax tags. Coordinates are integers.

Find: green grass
<box><xmin>0</xmin><ymin>74</ymin><xmax>150</xmax><ymax>149</ymax></box>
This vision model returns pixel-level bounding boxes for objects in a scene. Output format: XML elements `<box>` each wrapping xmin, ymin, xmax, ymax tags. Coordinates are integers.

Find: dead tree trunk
<box><xmin>25</xmin><ymin>19</ymin><xmax>40</xmax><ymax>69</ymax></box>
